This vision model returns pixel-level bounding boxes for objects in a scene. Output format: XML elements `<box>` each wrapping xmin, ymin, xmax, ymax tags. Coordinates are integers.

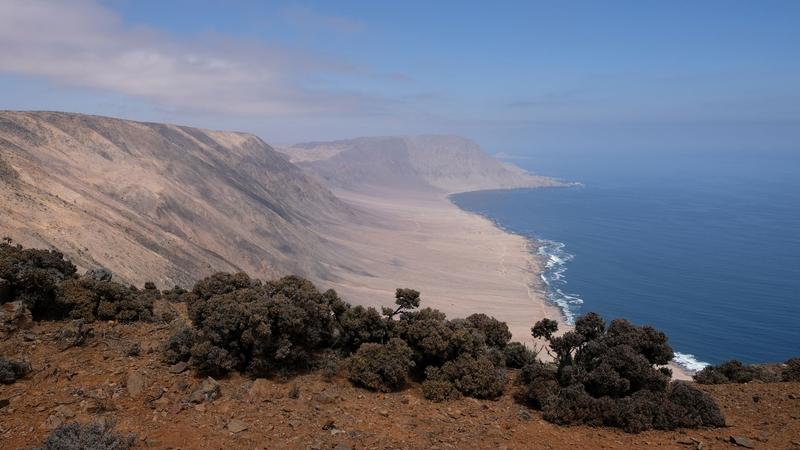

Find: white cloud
<box><xmin>0</xmin><ymin>0</ymin><xmax>381</xmax><ymax>116</ymax></box>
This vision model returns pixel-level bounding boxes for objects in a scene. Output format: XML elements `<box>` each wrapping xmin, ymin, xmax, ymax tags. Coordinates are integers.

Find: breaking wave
<box><xmin>672</xmin><ymin>352</ymin><xmax>710</xmax><ymax>373</ymax></box>
<box><xmin>536</xmin><ymin>239</ymin><xmax>710</xmax><ymax>373</ymax></box>
<box><xmin>536</xmin><ymin>239</ymin><xmax>583</xmax><ymax>324</ymax></box>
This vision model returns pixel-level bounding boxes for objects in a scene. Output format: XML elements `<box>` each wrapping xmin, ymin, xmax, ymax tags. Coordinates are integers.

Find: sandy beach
<box><xmin>315</xmin><ymin>186</ymin><xmax>693</xmax><ymax>379</ymax></box>
<box><xmin>315</xmin><ymin>186</ymin><xmax>564</xmax><ymax>345</ymax></box>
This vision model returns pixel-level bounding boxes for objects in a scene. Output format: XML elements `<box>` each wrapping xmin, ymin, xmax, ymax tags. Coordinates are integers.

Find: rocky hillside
<box><xmin>281</xmin><ymin>135</ymin><xmax>562</xmax><ymax>194</ymax></box>
<box><xmin>2</xmin><ymin>320</ymin><xmax>799</xmax><ymax>449</ymax></box>
<box><xmin>0</xmin><ymin>111</ymin><xmax>354</xmax><ymax>287</ymax></box>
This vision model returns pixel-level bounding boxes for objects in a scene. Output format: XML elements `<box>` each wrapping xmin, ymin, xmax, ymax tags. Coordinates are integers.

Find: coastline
<box><xmin>316</xmin><ymin>186</ymin><xmax>565</xmax><ymax>346</ymax></box>
<box><xmin>448</xmin><ymin>188</ymin><xmax>696</xmax><ymax>380</ymax></box>
<box><xmin>311</xmin><ymin>184</ymin><xmax>695</xmax><ymax>379</ymax></box>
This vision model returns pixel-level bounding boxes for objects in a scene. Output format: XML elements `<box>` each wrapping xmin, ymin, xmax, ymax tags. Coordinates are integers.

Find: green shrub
<box><xmin>347</xmin><ymin>338</ymin><xmax>414</xmax><ymax>392</ymax></box>
<box><xmin>32</xmin><ymin>421</ymin><xmax>135</xmax><ymax>450</ymax></box>
<box><xmin>0</xmin><ymin>356</ymin><xmax>30</xmax><ymax>384</ymax></box>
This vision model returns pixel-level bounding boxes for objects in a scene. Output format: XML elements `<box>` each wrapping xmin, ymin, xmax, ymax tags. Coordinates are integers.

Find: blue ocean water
<box><xmin>451</xmin><ymin>149</ymin><xmax>800</xmax><ymax>370</ymax></box>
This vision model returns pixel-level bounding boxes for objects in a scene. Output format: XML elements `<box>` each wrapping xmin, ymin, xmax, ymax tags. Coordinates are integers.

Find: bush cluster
<box><xmin>186</xmin><ymin>274</ymin><xmax>343</xmax><ymax>376</ymax></box>
<box><xmin>59</xmin><ymin>277</ymin><xmax>155</xmax><ymax>322</ymax></box>
<box><xmin>694</xmin><ymin>358</ymin><xmax>795</xmax><ymax>384</ymax></box>
<box><xmin>0</xmin><ymin>241</ymin><xmax>156</xmax><ymax>322</ymax></box>
<box><xmin>33</xmin><ymin>421</ymin><xmax>135</xmax><ymax>450</ymax></box>
<box><xmin>0</xmin><ymin>356</ymin><xmax>31</xmax><ymax>384</ymax></box>
<box><xmin>783</xmin><ymin>357</ymin><xmax>800</xmax><ymax>382</ymax></box>
<box><xmin>517</xmin><ymin>312</ymin><xmax>725</xmax><ymax>433</ymax></box>
<box><xmin>0</xmin><ymin>240</ymin><xmax>76</xmax><ymax>317</ymax></box>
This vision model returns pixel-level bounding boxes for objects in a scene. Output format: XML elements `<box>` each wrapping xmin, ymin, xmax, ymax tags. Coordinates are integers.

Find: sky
<box><xmin>1</xmin><ymin>0</ymin><xmax>798</xmax><ymax>154</ymax></box>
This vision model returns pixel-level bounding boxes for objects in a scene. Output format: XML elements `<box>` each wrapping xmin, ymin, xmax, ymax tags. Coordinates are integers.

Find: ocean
<box><xmin>451</xmin><ymin>148</ymin><xmax>800</xmax><ymax>371</ymax></box>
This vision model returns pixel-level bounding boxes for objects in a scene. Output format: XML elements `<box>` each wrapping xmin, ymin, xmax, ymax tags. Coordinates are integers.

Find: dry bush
<box><xmin>423</xmin><ymin>354</ymin><xmax>505</xmax><ymax>400</ymax></box>
<box><xmin>0</xmin><ymin>241</ymin><xmax>76</xmax><ymax>318</ymax></box>
<box><xmin>519</xmin><ymin>312</ymin><xmax>725</xmax><ymax>433</ymax></box>
<box><xmin>504</xmin><ymin>342</ymin><xmax>537</xmax><ymax>368</ymax></box>
<box><xmin>188</xmin><ymin>275</ymin><xmax>341</xmax><ymax>376</ymax></box>
<box><xmin>0</xmin><ymin>356</ymin><xmax>31</xmax><ymax>384</ymax></box>
<box><xmin>783</xmin><ymin>357</ymin><xmax>800</xmax><ymax>382</ymax></box>
<box><xmin>32</xmin><ymin>421</ymin><xmax>135</xmax><ymax>450</ymax></box>
<box><xmin>336</xmin><ymin>305</ymin><xmax>388</xmax><ymax>353</ymax></box>
<box><xmin>347</xmin><ymin>338</ymin><xmax>414</xmax><ymax>392</ymax></box>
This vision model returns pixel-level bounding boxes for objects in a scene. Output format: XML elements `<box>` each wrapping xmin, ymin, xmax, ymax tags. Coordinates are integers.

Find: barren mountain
<box><xmin>0</xmin><ymin>111</ymin><xmax>355</xmax><ymax>287</ymax></box>
<box><xmin>281</xmin><ymin>135</ymin><xmax>562</xmax><ymax>194</ymax></box>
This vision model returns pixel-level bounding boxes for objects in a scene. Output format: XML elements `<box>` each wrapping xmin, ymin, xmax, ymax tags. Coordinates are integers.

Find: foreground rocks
<box><xmin>1</xmin><ymin>321</ymin><xmax>800</xmax><ymax>449</ymax></box>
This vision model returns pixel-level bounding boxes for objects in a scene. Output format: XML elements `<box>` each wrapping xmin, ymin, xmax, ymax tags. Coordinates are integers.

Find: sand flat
<box><xmin>317</xmin><ymin>186</ymin><xmax>564</xmax><ymax>343</ymax></box>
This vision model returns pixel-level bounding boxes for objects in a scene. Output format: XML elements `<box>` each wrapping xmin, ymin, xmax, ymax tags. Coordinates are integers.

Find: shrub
<box><xmin>694</xmin><ymin>360</ymin><xmax>759</xmax><ymax>384</ymax></box>
<box><xmin>504</xmin><ymin>342</ymin><xmax>537</xmax><ymax>368</ymax></box>
<box><xmin>465</xmin><ymin>313</ymin><xmax>511</xmax><ymax>348</ymax></box>
<box><xmin>0</xmin><ymin>356</ymin><xmax>31</xmax><ymax>384</ymax></box>
<box><xmin>190</xmin><ymin>271</ymin><xmax>257</xmax><ymax>300</ymax></box>
<box><xmin>161</xmin><ymin>321</ymin><xmax>194</xmax><ymax>365</ymax></box>
<box><xmin>32</xmin><ymin>421</ymin><xmax>135</xmax><ymax>450</ymax></box>
<box><xmin>393</xmin><ymin>307</ymin><xmax>453</xmax><ymax>367</ymax></box>
<box><xmin>422</xmin><ymin>376</ymin><xmax>461</xmax><ymax>401</ymax></box>
<box><xmin>0</xmin><ymin>241</ymin><xmax>76</xmax><ymax>318</ymax></box>
<box><xmin>516</xmin><ymin>362</ymin><xmax>559</xmax><ymax>408</ymax></box>
<box><xmin>783</xmin><ymin>357</ymin><xmax>800</xmax><ymax>382</ymax></box>
<box><xmin>520</xmin><ymin>312</ymin><xmax>725</xmax><ymax>433</ymax></box>
<box><xmin>188</xmin><ymin>275</ymin><xmax>341</xmax><ymax>376</ymax></box>
<box><xmin>347</xmin><ymin>338</ymin><xmax>414</xmax><ymax>392</ymax></box>
<box><xmin>59</xmin><ymin>277</ymin><xmax>154</xmax><ymax>322</ymax></box>
<box><xmin>424</xmin><ymin>354</ymin><xmax>506</xmax><ymax>400</ymax></box>
<box><xmin>337</xmin><ymin>305</ymin><xmax>388</xmax><ymax>353</ymax></box>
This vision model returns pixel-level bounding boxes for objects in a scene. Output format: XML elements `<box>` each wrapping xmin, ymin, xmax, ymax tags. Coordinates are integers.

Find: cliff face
<box><xmin>0</xmin><ymin>111</ymin><xmax>353</xmax><ymax>287</ymax></box>
<box><xmin>281</xmin><ymin>135</ymin><xmax>561</xmax><ymax>194</ymax></box>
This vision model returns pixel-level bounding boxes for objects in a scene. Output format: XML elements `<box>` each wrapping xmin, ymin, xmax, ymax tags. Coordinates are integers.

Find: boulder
<box><xmin>730</xmin><ymin>436</ymin><xmax>755</xmax><ymax>448</ymax></box>
<box><xmin>0</xmin><ymin>301</ymin><xmax>33</xmax><ymax>333</ymax></box>
<box><xmin>86</xmin><ymin>267</ymin><xmax>112</xmax><ymax>282</ymax></box>
<box><xmin>126</xmin><ymin>370</ymin><xmax>146</xmax><ymax>397</ymax></box>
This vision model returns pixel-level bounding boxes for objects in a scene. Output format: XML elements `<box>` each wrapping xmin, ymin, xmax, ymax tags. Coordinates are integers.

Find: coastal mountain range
<box><xmin>0</xmin><ymin>111</ymin><xmax>556</xmax><ymax>294</ymax></box>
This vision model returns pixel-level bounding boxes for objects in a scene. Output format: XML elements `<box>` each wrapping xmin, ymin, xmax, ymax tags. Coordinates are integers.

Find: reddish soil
<box><xmin>2</xmin><ymin>321</ymin><xmax>799</xmax><ymax>450</ymax></box>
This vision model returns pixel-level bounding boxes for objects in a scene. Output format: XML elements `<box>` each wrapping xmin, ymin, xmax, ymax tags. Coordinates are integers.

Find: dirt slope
<box><xmin>1</xmin><ymin>320</ymin><xmax>799</xmax><ymax>449</ymax></box>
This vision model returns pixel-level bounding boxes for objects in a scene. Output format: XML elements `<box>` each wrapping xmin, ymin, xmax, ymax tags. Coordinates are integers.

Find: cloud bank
<box><xmin>0</xmin><ymin>0</ymin><xmax>382</xmax><ymax>116</ymax></box>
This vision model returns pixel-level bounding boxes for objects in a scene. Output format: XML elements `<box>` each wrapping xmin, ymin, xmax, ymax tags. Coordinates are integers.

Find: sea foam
<box><xmin>536</xmin><ymin>239</ymin><xmax>582</xmax><ymax>324</ymax></box>
<box><xmin>672</xmin><ymin>352</ymin><xmax>710</xmax><ymax>373</ymax></box>
<box><xmin>536</xmin><ymin>239</ymin><xmax>711</xmax><ymax>372</ymax></box>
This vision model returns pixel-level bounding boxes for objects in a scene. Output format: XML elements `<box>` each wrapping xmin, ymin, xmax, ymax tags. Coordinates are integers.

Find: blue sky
<box><xmin>1</xmin><ymin>0</ymin><xmax>798</xmax><ymax>153</ymax></box>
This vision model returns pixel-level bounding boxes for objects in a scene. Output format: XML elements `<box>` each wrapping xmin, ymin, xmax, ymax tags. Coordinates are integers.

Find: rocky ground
<box><xmin>1</xmin><ymin>320</ymin><xmax>799</xmax><ymax>450</ymax></box>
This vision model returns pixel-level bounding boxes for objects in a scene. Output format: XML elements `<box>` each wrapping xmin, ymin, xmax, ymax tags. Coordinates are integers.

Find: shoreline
<box><xmin>316</xmin><ymin>186</ymin><xmax>565</xmax><ymax>347</ymax></box>
<box><xmin>313</xmin><ymin>184</ymin><xmax>695</xmax><ymax>379</ymax></box>
<box><xmin>448</xmin><ymin>188</ymin><xmax>696</xmax><ymax>380</ymax></box>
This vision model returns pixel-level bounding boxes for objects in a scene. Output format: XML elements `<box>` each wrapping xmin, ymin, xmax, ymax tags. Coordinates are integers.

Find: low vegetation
<box><xmin>517</xmin><ymin>313</ymin><xmax>725</xmax><ymax>433</ymax></box>
<box><xmin>0</xmin><ymin>239</ymin><xmax>155</xmax><ymax>322</ymax></box>
<box><xmin>347</xmin><ymin>338</ymin><xmax>415</xmax><ymax>392</ymax></box>
<box><xmin>32</xmin><ymin>422</ymin><xmax>135</xmax><ymax>450</ymax></box>
<box><xmin>10</xmin><ymin>241</ymin><xmax>800</xmax><ymax>435</ymax></box>
<box><xmin>694</xmin><ymin>358</ymin><xmax>799</xmax><ymax>384</ymax></box>
<box><xmin>0</xmin><ymin>356</ymin><xmax>31</xmax><ymax>384</ymax></box>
